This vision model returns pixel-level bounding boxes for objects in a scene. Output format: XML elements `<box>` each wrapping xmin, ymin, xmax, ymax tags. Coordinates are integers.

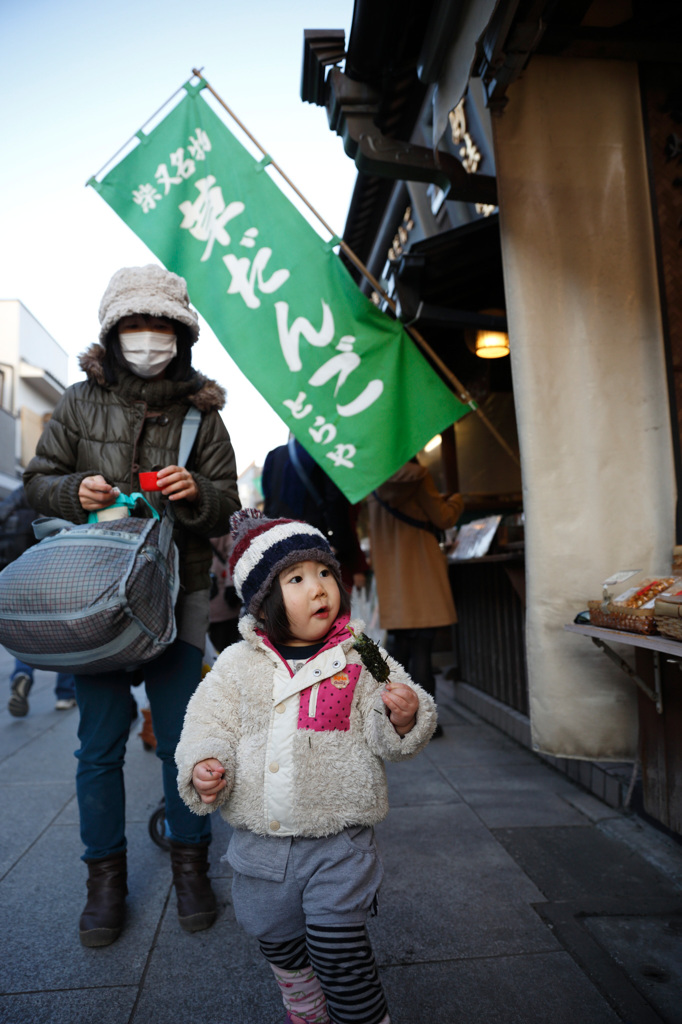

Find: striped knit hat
<box><xmin>229</xmin><ymin>508</ymin><xmax>339</xmax><ymax>617</ymax></box>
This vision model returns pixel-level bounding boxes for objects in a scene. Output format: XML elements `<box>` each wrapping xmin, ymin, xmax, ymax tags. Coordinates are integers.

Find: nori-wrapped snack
<box><xmin>346</xmin><ymin>625</ymin><xmax>390</xmax><ymax>682</ymax></box>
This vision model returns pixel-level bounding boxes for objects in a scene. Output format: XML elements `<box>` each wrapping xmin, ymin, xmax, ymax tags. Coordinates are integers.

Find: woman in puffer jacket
<box><xmin>23</xmin><ymin>264</ymin><xmax>241</xmax><ymax>948</ymax></box>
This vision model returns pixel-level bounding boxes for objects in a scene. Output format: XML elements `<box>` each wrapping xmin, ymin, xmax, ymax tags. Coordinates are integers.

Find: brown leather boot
<box><xmin>139</xmin><ymin>706</ymin><xmax>157</xmax><ymax>751</ymax></box>
<box><xmin>168</xmin><ymin>841</ymin><xmax>217</xmax><ymax>932</ymax></box>
<box><xmin>79</xmin><ymin>851</ymin><xmax>127</xmax><ymax>947</ymax></box>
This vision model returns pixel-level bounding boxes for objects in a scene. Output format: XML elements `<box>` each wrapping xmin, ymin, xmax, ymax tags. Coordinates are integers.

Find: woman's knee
<box><xmin>76</xmin><ymin>708</ymin><xmax>130</xmax><ymax>767</ymax></box>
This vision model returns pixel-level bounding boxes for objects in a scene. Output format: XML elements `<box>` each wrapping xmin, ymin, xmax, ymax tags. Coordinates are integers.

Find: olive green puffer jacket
<box><xmin>24</xmin><ymin>343</ymin><xmax>241</xmax><ymax>593</ymax></box>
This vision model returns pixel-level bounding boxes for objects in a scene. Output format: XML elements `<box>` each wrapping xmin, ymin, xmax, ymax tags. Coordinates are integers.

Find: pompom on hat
<box><xmin>229</xmin><ymin>508</ymin><xmax>340</xmax><ymax>618</ymax></box>
<box><xmin>98</xmin><ymin>264</ymin><xmax>200</xmax><ymax>344</ymax></box>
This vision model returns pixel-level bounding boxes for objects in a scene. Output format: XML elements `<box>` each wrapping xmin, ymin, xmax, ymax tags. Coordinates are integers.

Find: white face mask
<box><xmin>119</xmin><ymin>331</ymin><xmax>177</xmax><ymax>379</ymax></box>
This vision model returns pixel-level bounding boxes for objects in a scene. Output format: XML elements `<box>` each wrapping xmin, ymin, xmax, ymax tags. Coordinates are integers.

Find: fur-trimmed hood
<box><xmin>78</xmin><ymin>342</ymin><xmax>226</xmax><ymax>412</ymax></box>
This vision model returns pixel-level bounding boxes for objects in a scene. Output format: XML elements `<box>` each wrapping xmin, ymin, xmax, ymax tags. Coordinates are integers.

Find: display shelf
<box><xmin>565</xmin><ymin>622</ymin><xmax>682</xmax><ymax>657</ymax></box>
<box><xmin>564</xmin><ymin>622</ymin><xmax>682</xmax><ymax>714</ymax></box>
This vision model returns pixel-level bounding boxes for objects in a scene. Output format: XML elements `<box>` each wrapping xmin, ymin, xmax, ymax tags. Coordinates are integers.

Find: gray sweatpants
<box><xmin>226</xmin><ymin>826</ymin><xmax>384</xmax><ymax>941</ymax></box>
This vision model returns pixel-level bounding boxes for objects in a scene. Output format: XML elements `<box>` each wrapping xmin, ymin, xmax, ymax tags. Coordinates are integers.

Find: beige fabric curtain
<box><xmin>492</xmin><ymin>57</ymin><xmax>675</xmax><ymax>759</ymax></box>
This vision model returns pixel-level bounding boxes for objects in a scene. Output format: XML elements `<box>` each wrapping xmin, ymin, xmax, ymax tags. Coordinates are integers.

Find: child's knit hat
<box><xmin>98</xmin><ymin>264</ymin><xmax>200</xmax><ymax>343</ymax></box>
<box><xmin>229</xmin><ymin>508</ymin><xmax>339</xmax><ymax>617</ymax></box>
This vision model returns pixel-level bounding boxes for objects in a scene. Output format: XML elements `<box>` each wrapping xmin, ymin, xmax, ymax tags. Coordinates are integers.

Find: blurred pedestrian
<box><xmin>262</xmin><ymin>436</ymin><xmax>368</xmax><ymax>591</ymax></box>
<box><xmin>23</xmin><ymin>264</ymin><xmax>240</xmax><ymax>947</ymax></box>
<box><xmin>367</xmin><ymin>458</ymin><xmax>463</xmax><ymax>737</ymax></box>
<box><xmin>208</xmin><ymin>532</ymin><xmax>241</xmax><ymax>653</ymax></box>
<box><xmin>0</xmin><ymin>484</ymin><xmax>36</xmax><ymax>569</ymax></box>
<box><xmin>8</xmin><ymin>659</ymin><xmax>76</xmax><ymax>716</ymax></box>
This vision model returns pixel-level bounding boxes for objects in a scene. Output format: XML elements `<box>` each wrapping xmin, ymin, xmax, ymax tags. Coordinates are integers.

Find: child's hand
<box><xmin>381</xmin><ymin>681</ymin><xmax>419</xmax><ymax>736</ymax></box>
<box><xmin>192</xmin><ymin>758</ymin><xmax>226</xmax><ymax>803</ymax></box>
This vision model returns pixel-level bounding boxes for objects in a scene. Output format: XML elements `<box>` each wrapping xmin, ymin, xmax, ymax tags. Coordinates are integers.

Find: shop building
<box><xmin>301</xmin><ymin>0</ymin><xmax>682</xmax><ymax>835</ymax></box>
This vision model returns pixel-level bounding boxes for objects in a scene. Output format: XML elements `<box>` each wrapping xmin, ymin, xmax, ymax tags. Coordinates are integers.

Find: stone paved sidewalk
<box><xmin>1</xmin><ymin>645</ymin><xmax>681</xmax><ymax>1024</ymax></box>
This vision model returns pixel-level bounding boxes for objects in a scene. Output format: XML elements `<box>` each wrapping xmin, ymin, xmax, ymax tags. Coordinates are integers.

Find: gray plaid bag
<box><xmin>0</xmin><ymin>408</ymin><xmax>200</xmax><ymax>675</ymax></box>
<box><xmin>0</xmin><ymin>514</ymin><xmax>180</xmax><ymax>673</ymax></box>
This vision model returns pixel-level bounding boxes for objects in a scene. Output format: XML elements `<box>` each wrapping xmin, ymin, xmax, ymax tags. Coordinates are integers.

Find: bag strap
<box><xmin>158</xmin><ymin>406</ymin><xmax>203</xmax><ymax>553</ymax></box>
<box><xmin>178</xmin><ymin>406</ymin><xmax>202</xmax><ymax>468</ymax></box>
<box><xmin>371</xmin><ymin>491</ymin><xmax>445</xmax><ymax>542</ymax></box>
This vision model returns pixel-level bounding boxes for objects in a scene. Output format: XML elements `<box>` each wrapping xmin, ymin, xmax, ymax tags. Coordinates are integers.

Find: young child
<box><xmin>175</xmin><ymin>509</ymin><xmax>437</xmax><ymax>1024</ymax></box>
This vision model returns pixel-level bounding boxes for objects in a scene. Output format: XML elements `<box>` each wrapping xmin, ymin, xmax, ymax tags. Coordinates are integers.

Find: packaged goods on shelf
<box><xmin>653</xmin><ymin>582</ymin><xmax>682</xmax><ymax>640</ymax></box>
<box><xmin>588</xmin><ymin>577</ymin><xmax>679</xmax><ymax>635</ymax></box>
<box><xmin>610</xmin><ymin>577</ymin><xmax>676</xmax><ymax>610</ymax></box>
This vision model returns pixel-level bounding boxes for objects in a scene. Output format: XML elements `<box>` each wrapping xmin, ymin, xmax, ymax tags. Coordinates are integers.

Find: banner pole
<box><xmin>192</xmin><ymin>68</ymin><xmax>520</xmax><ymax>469</ymax></box>
<box><xmin>88</xmin><ymin>79</ymin><xmax>196</xmax><ymax>184</ymax></box>
<box><xmin>399</xmin><ymin>327</ymin><xmax>520</xmax><ymax>467</ymax></box>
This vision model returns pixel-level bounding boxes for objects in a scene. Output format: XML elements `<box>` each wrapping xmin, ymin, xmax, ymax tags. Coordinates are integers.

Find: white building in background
<box><xmin>0</xmin><ymin>300</ymin><xmax>67</xmax><ymax>498</ymax></box>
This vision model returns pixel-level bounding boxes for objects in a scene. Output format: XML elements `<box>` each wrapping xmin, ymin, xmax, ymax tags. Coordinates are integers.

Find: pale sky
<box><xmin>0</xmin><ymin>0</ymin><xmax>357</xmax><ymax>475</ymax></box>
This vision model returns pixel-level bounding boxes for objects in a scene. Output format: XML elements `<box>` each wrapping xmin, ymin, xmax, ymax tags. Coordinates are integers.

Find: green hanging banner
<box><xmin>89</xmin><ymin>81</ymin><xmax>469</xmax><ymax>502</ymax></box>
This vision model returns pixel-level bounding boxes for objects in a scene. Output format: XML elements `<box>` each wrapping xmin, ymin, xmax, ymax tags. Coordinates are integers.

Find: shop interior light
<box><xmin>475</xmin><ymin>329</ymin><xmax>510</xmax><ymax>359</ymax></box>
<box><xmin>424</xmin><ymin>434</ymin><xmax>442</xmax><ymax>453</ymax></box>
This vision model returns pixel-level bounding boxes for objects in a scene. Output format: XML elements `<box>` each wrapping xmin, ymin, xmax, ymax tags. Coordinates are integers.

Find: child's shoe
<box><xmin>270</xmin><ymin>965</ymin><xmax>329</xmax><ymax>1023</ymax></box>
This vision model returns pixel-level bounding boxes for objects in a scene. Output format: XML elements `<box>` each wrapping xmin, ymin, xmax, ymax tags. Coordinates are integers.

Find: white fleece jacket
<box><xmin>175</xmin><ymin>613</ymin><xmax>438</xmax><ymax>838</ymax></box>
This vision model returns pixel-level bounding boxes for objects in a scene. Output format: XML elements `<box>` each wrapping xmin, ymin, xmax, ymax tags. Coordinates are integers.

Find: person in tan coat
<box><xmin>367</xmin><ymin>459</ymin><xmax>463</xmax><ymax>735</ymax></box>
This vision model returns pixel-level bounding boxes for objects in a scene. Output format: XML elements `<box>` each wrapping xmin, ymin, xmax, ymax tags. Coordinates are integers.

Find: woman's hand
<box><xmin>381</xmin><ymin>681</ymin><xmax>419</xmax><ymax>736</ymax></box>
<box><xmin>78</xmin><ymin>475</ymin><xmax>120</xmax><ymax>511</ymax></box>
<box><xmin>192</xmin><ymin>758</ymin><xmax>227</xmax><ymax>804</ymax></box>
<box><xmin>157</xmin><ymin>465</ymin><xmax>199</xmax><ymax>502</ymax></box>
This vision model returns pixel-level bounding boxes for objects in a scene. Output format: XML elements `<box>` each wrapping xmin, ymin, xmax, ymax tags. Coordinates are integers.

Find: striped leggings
<box><xmin>260</xmin><ymin>922</ymin><xmax>389</xmax><ymax>1024</ymax></box>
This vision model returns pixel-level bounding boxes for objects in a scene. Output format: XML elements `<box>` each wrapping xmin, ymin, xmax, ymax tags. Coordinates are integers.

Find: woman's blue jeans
<box><xmin>74</xmin><ymin>640</ymin><xmax>211</xmax><ymax>861</ymax></box>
